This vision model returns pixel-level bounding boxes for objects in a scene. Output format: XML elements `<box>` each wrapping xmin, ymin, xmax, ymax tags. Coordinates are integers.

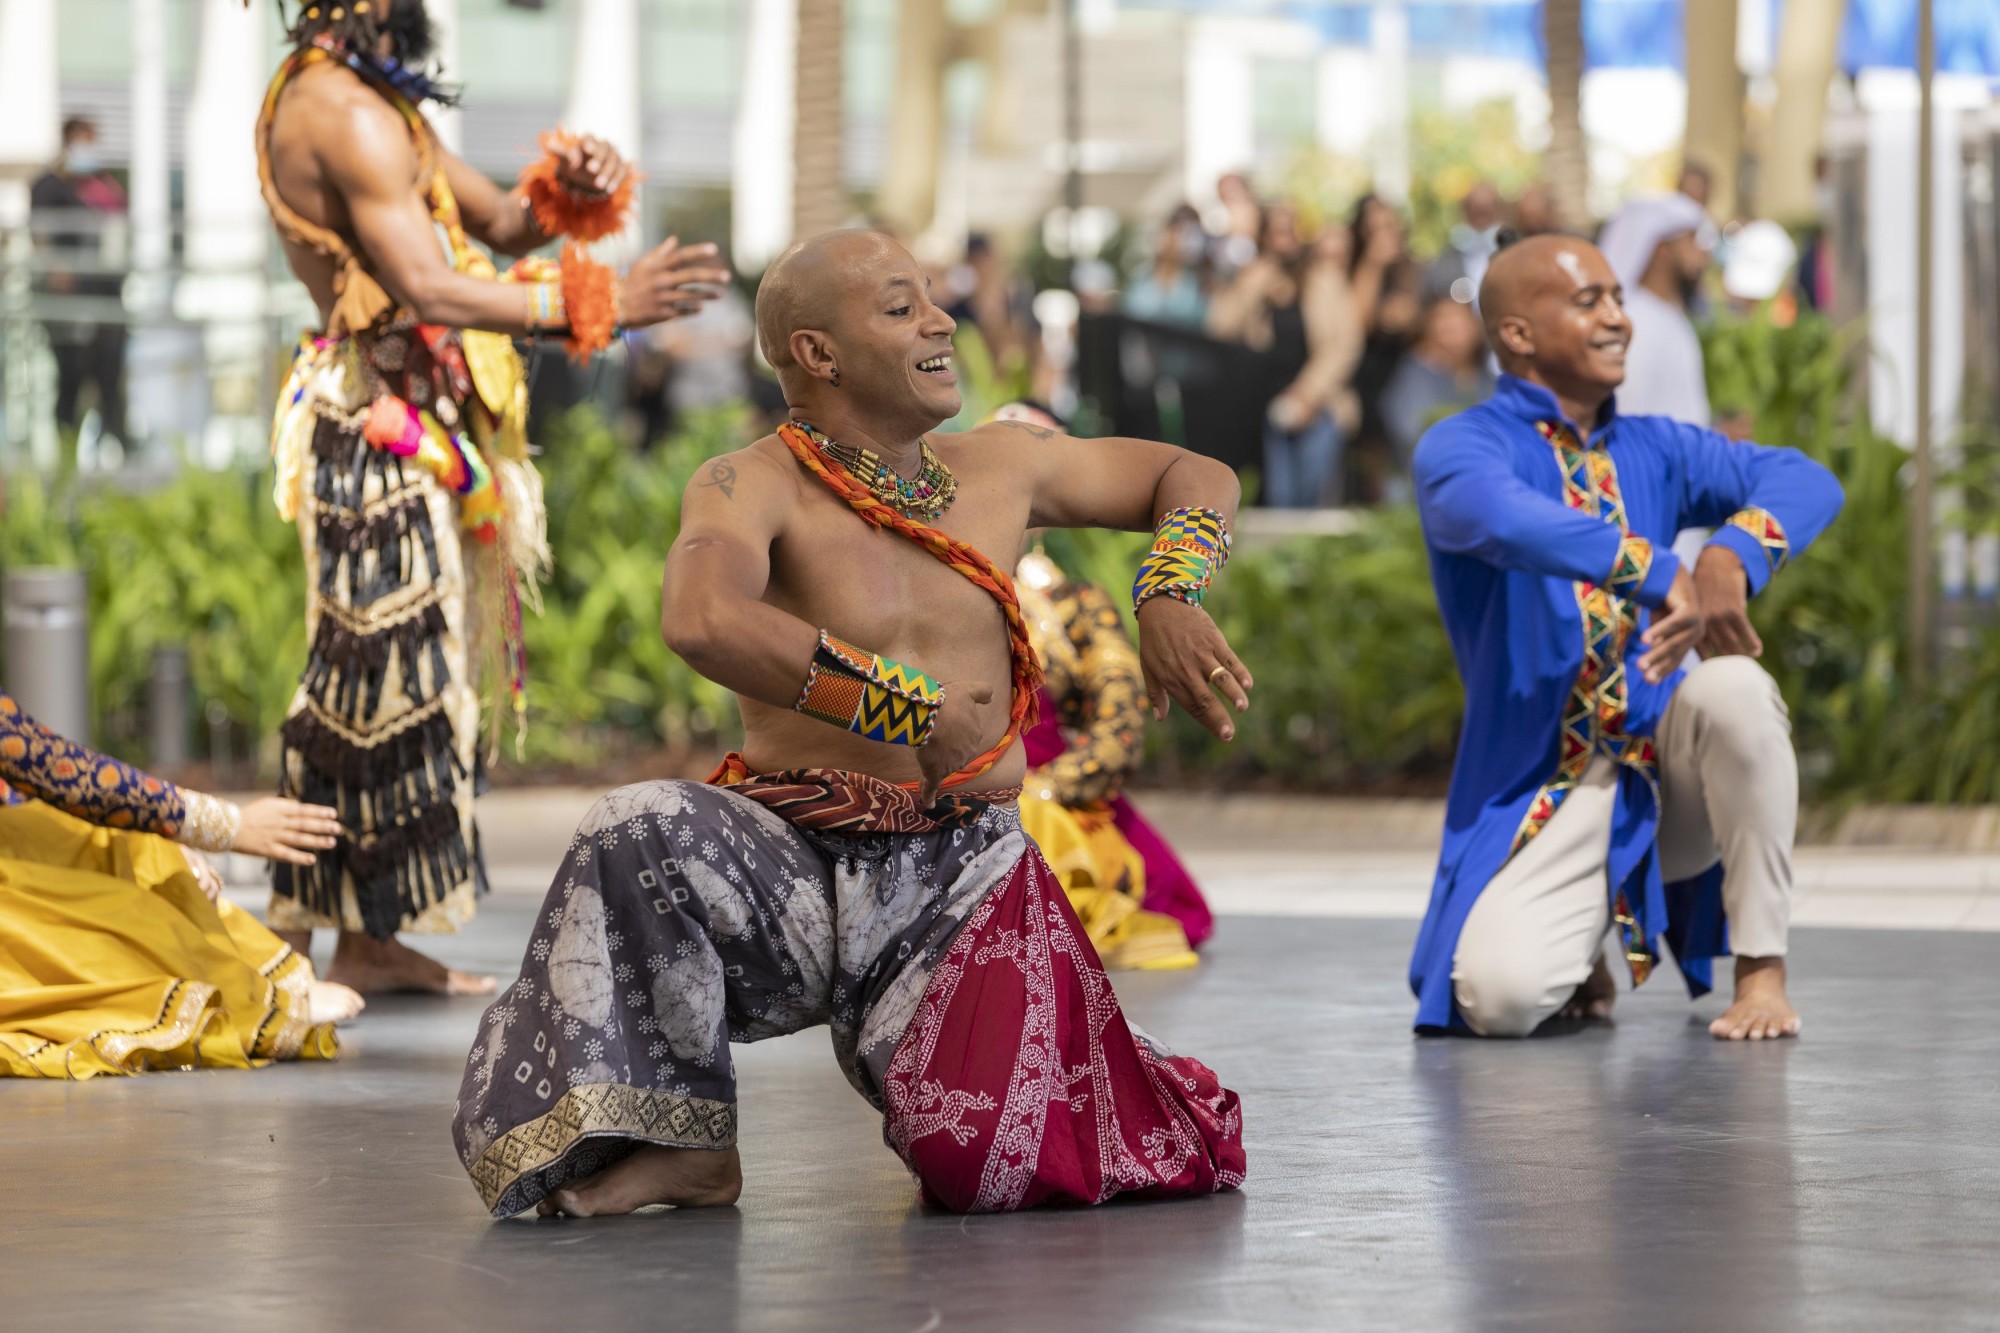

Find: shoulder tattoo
<box><xmin>699</xmin><ymin>460</ymin><xmax>737</xmax><ymax>500</ymax></box>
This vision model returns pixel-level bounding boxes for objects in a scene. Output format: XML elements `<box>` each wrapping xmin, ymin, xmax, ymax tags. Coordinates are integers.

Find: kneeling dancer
<box><xmin>1408</xmin><ymin>235</ymin><xmax>1843</xmax><ymax>1040</ymax></box>
<box><xmin>453</xmin><ymin>230</ymin><xmax>1250</xmax><ymax>1216</ymax></box>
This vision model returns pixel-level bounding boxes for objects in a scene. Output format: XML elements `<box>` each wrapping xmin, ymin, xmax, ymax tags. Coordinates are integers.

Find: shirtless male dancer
<box><xmin>452</xmin><ymin>230</ymin><xmax>1250</xmax><ymax>1217</ymax></box>
<box><xmin>256</xmin><ymin>0</ymin><xmax>727</xmax><ymax>994</ymax></box>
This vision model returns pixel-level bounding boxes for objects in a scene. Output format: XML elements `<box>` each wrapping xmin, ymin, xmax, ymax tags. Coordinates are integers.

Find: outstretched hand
<box><xmin>618</xmin><ymin>236</ymin><xmax>733</xmax><ymax>329</ymax></box>
<box><xmin>1638</xmin><ymin>565</ymin><xmax>1705</xmax><ymax>685</ymax></box>
<box><xmin>1136</xmin><ymin>597</ymin><xmax>1253</xmax><ymax>741</ymax></box>
<box><xmin>233</xmin><ymin>797</ymin><xmax>342</xmax><ymax>866</ymax></box>
<box><xmin>916</xmin><ymin>680</ymin><xmax>999</xmax><ymax>807</ymax></box>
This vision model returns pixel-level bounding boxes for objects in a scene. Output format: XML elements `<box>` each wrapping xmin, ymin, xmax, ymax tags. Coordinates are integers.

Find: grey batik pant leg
<box><xmin>1451</xmin><ymin>657</ymin><xmax>1798</xmax><ymax>1037</ymax></box>
<box><xmin>455</xmin><ymin>780</ymin><xmax>842</xmax><ymax>1216</ymax></box>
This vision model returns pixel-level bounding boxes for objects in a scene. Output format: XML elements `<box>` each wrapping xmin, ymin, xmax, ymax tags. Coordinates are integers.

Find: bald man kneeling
<box><xmin>450</xmin><ymin>230</ymin><xmax>1248</xmax><ymax>1218</ymax></box>
<box><xmin>1406</xmin><ymin>236</ymin><xmax>1844</xmax><ymax>1041</ymax></box>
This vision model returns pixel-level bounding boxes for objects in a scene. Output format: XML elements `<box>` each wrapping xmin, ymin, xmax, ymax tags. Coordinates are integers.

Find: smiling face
<box><xmin>1480</xmin><ymin>236</ymin><xmax>1631</xmax><ymax>400</ymax></box>
<box><xmin>758</xmin><ymin>230</ymin><xmax>961</xmax><ymax>435</ymax></box>
<box><xmin>831</xmin><ymin>244</ymin><xmax>961</xmax><ymax>429</ymax></box>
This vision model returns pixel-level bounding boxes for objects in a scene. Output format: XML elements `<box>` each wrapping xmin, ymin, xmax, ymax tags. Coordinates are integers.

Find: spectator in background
<box><xmin>1208</xmin><ymin>202</ymin><xmax>1362</xmax><ymax>507</ymax></box>
<box><xmin>1426</xmin><ymin>180</ymin><xmax>1504</xmax><ymax>306</ymax></box>
<box><xmin>1209</xmin><ymin>171</ymin><xmax>1262</xmax><ymax>281</ymax></box>
<box><xmin>1512</xmin><ymin>181</ymin><xmax>1562</xmax><ymax>238</ymax></box>
<box><xmin>1380</xmin><ymin>293</ymin><xmax>1494</xmax><ymax>499</ymax></box>
<box><xmin>1677</xmin><ymin>159</ymin><xmax>1715</xmax><ymax>212</ymax></box>
<box><xmin>1596</xmin><ymin>194</ymin><xmax>1716</xmax><ymax>427</ymax></box>
<box><xmin>30</xmin><ymin>116</ymin><xmax>128</xmax><ymax>446</ymax></box>
<box><xmin>945</xmin><ymin>231</ymin><xmax>1038</xmax><ymax>377</ymax></box>
<box><xmin>1124</xmin><ymin>203</ymin><xmax>1210</xmax><ymax>328</ymax></box>
<box><xmin>1345</xmin><ymin>193</ymin><xmax>1424</xmax><ymax>502</ymax></box>
<box><xmin>627</xmin><ymin>269</ymin><xmax>755</xmax><ymax>448</ymax></box>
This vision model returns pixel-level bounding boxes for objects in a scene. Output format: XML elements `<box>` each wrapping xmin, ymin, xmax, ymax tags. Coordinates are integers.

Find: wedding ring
<box><xmin>1208</xmin><ymin>666</ymin><xmax>1232</xmax><ymax>686</ymax></box>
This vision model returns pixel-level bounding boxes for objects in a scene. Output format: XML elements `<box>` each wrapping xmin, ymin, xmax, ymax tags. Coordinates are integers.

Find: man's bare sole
<box><xmin>322</xmin><ymin>931</ymin><xmax>497</xmax><ymax>996</ymax></box>
<box><xmin>1555</xmin><ymin>952</ymin><xmax>1617</xmax><ymax>1025</ymax></box>
<box><xmin>1709</xmin><ymin>955</ymin><xmax>1800</xmax><ymax>1041</ymax></box>
<box><xmin>536</xmin><ymin>1146</ymin><xmax>743</xmax><ymax>1218</ymax></box>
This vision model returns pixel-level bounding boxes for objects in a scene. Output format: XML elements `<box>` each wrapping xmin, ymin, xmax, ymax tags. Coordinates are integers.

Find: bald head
<box><xmin>755</xmin><ymin>229</ymin><xmax>905</xmax><ymax>371</ymax></box>
<box><xmin>753</xmin><ymin>227</ymin><xmax>962</xmax><ymax>427</ymax></box>
<box><xmin>1477</xmin><ymin>234</ymin><xmax>1631</xmax><ymax>398</ymax></box>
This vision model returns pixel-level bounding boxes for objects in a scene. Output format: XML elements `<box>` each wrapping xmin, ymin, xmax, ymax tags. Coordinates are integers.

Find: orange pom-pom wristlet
<box><xmin>557</xmin><ymin>242</ymin><xmax>618</xmax><ymax>361</ymax></box>
<box><xmin>516</xmin><ymin>129</ymin><xmax>638</xmax><ymax>244</ymax></box>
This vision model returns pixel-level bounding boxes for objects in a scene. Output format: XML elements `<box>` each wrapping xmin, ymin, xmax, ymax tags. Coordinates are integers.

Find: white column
<box><xmin>732</xmin><ymin>0</ymin><xmax>796</xmax><ymax>273</ymax></box>
<box><xmin>1315</xmin><ymin>46</ymin><xmax>1374</xmax><ymax>158</ymax></box>
<box><xmin>563</xmin><ymin>0</ymin><xmax>643</xmax><ymax>260</ymax></box>
<box><xmin>129</xmin><ymin>0</ymin><xmax>170</xmax><ymax>280</ymax></box>
<box><xmin>1369</xmin><ymin>1</ymin><xmax>1411</xmax><ymax>207</ymax></box>
<box><xmin>1182</xmin><ymin>19</ymin><xmax>1255</xmax><ymax>210</ymax></box>
<box><xmin>427</xmin><ymin>0</ymin><xmax>463</xmax><ymax>153</ymax></box>
<box><xmin>0</xmin><ymin>0</ymin><xmax>61</xmax><ymax>228</ymax></box>
<box><xmin>1862</xmin><ymin>72</ymin><xmax>1969</xmax><ymax>453</ymax></box>
<box><xmin>179</xmin><ymin>0</ymin><xmax>269</xmax><ymax>466</ymax></box>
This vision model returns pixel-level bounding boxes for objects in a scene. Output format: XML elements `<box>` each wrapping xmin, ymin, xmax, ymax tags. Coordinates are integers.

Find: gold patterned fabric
<box><xmin>1018</xmin><ymin>559</ymin><xmax>1195</xmax><ymax>971</ymax></box>
<box><xmin>0</xmin><ymin>801</ymin><xmax>338</xmax><ymax>1079</ymax></box>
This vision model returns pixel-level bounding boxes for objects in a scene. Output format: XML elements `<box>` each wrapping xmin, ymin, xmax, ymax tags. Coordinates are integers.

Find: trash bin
<box><xmin>4</xmin><ymin>567</ymin><xmax>91</xmax><ymax>741</ymax></box>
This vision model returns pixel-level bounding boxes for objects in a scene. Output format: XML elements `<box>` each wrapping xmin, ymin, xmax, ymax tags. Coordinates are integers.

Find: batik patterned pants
<box><xmin>455</xmin><ymin>775</ymin><xmax>1246</xmax><ymax>1217</ymax></box>
<box><xmin>454</xmin><ymin>780</ymin><xmax>1026</xmax><ymax>1217</ymax></box>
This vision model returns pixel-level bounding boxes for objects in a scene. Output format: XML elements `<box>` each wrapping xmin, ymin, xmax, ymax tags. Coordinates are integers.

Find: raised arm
<box><xmin>326</xmin><ymin>94</ymin><xmax>549</xmax><ymax>335</ymax></box>
<box><xmin>1413</xmin><ymin>420</ymin><xmax>1679</xmax><ymax>607</ymax></box>
<box><xmin>982</xmin><ymin>419</ymin><xmax>1251</xmax><ymax>739</ymax></box>
<box><xmin>323</xmin><ymin>93</ymin><xmax>728</xmax><ymax>336</ymax></box>
<box><xmin>1668</xmin><ymin>421</ymin><xmax>1844</xmax><ymax>658</ymax></box>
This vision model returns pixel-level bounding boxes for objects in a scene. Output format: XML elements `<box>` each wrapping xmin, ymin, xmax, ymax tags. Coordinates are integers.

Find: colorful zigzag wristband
<box><xmin>795</xmin><ymin>630</ymin><xmax>945</xmax><ymax>747</ymax></box>
<box><xmin>1132</xmin><ymin>505</ymin><xmax>1233</xmax><ymax>612</ymax></box>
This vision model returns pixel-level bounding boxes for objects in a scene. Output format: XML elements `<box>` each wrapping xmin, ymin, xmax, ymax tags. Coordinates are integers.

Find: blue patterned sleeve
<box><xmin>0</xmin><ymin>688</ymin><xmax>190</xmax><ymax>836</ymax></box>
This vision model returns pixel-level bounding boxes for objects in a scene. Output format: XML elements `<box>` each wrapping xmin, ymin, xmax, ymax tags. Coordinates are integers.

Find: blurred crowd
<box><xmin>23</xmin><ymin>112</ymin><xmax>1822</xmax><ymax>508</ymax></box>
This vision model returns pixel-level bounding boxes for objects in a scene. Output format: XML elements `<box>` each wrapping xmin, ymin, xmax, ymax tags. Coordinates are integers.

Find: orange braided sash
<box><xmin>773</xmin><ymin>421</ymin><xmax>1041</xmax><ymax>791</ymax></box>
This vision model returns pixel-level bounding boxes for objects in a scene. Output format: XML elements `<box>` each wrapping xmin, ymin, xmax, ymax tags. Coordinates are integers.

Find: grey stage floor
<box><xmin>4</xmin><ymin>904</ymin><xmax>1997</xmax><ymax>1332</ymax></box>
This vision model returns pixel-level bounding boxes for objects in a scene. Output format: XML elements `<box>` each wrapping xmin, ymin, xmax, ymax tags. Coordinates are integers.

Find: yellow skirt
<box><xmin>1018</xmin><ymin>791</ymin><xmax>1197</xmax><ymax>971</ymax></box>
<box><xmin>0</xmin><ymin>801</ymin><xmax>338</xmax><ymax>1079</ymax></box>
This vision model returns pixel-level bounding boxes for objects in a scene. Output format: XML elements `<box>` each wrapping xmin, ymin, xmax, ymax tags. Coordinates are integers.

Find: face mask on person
<box><xmin>65</xmin><ymin>145</ymin><xmax>102</xmax><ymax>176</ymax></box>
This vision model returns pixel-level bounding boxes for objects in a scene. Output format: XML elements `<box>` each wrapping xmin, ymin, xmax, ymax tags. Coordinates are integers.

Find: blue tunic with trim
<box><xmin>1408</xmin><ymin>375</ymin><xmax>1843</xmax><ymax>1032</ymax></box>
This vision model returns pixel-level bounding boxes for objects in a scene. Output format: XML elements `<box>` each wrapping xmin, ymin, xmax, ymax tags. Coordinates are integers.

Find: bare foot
<box><xmin>536</xmin><ymin>1146</ymin><xmax>743</xmax><ymax>1218</ymax></box>
<box><xmin>1556</xmin><ymin>952</ymin><xmax>1617</xmax><ymax>1024</ymax></box>
<box><xmin>324</xmin><ymin>931</ymin><xmax>496</xmax><ymax>996</ymax></box>
<box><xmin>308</xmin><ymin>980</ymin><xmax>366</xmax><ymax>1026</ymax></box>
<box><xmin>276</xmin><ymin>929</ymin><xmax>313</xmax><ymax>957</ymax></box>
<box><xmin>1710</xmin><ymin>956</ymin><xmax>1800</xmax><ymax>1041</ymax></box>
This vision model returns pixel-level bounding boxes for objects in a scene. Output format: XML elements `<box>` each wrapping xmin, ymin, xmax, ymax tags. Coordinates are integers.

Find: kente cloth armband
<box><xmin>1132</xmin><ymin>506</ymin><xmax>1233</xmax><ymax>612</ymax></box>
<box><xmin>795</xmin><ymin>631</ymin><xmax>946</xmax><ymax>747</ymax></box>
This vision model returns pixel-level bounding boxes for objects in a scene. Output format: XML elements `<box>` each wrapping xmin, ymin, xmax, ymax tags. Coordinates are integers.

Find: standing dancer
<box><xmin>452</xmin><ymin>230</ymin><xmax>1248</xmax><ymax>1217</ymax></box>
<box><xmin>1408</xmin><ymin>236</ymin><xmax>1842</xmax><ymax>1040</ymax></box>
<box><xmin>255</xmin><ymin>0</ymin><xmax>728</xmax><ymax>993</ymax></box>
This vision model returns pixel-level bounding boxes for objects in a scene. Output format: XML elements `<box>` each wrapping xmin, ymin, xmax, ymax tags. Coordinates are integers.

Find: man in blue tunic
<box><xmin>1409</xmin><ymin>235</ymin><xmax>1843</xmax><ymax>1041</ymax></box>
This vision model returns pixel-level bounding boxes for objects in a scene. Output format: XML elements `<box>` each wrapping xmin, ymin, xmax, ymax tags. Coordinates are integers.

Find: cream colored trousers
<box><xmin>1451</xmin><ymin>657</ymin><xmax>1797</xmax><ymax>1037</ymax></box>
